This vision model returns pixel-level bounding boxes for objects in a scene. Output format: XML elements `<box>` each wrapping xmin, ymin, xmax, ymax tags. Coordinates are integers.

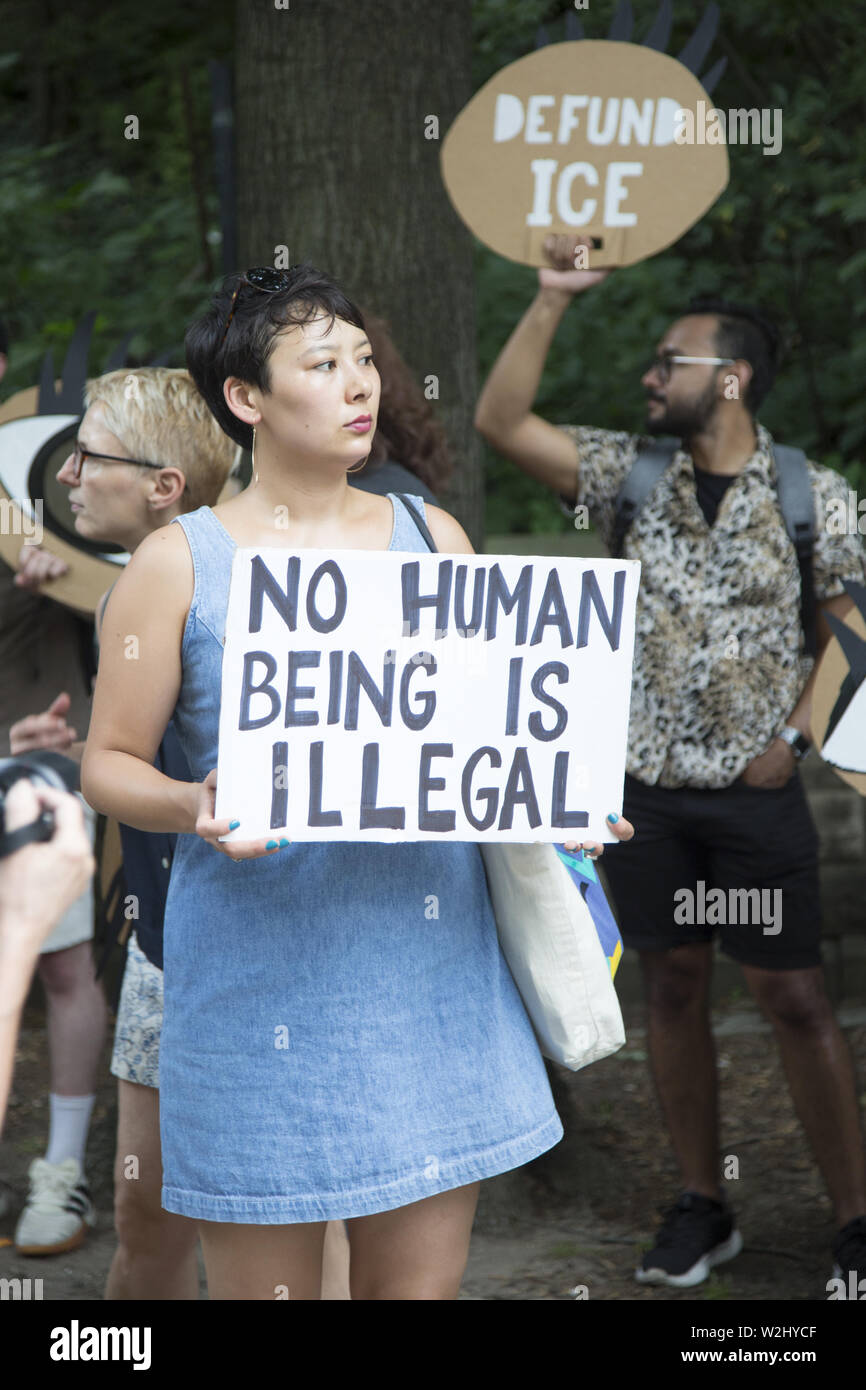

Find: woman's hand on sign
<box><xmin>562</xmin><ymin>812</ymin><xmax>634</xmax><ymax>860</ymax></box>
<box><xmin>193</xmin><ymin>769</ymin><xmax>288</xmax><ymax>860</ymax></box>
<box><xmin>538</xmin><ymin>234</ymin><xmax>610</xmax><ymax>295</ymax></box>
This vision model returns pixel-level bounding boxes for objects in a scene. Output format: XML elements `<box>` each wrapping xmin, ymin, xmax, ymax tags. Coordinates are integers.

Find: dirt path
<box><xmin>2</xmin><ymin>993</ymin><xmax>864</xmax><ymax>1302</ymax></box>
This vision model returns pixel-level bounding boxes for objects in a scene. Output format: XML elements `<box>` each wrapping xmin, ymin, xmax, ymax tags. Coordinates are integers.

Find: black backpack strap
<box><xmin>772</xmin><ymin>444</ymin><xmax>817</xmax><ymax>658</ymax></box>
<box><xmin>395</xmin><ymin>493</ymin><xmax>438</xmax><ymax>553</ymax></box>
<box><xmin>610</xmin><ymin>437</ymin><xmax>679</xmax><ymax>558</ymax></box>
<box><xmin>92</xmin><ymin>578</ymin><xmax>118</xmax><ymax>665</ymax></box>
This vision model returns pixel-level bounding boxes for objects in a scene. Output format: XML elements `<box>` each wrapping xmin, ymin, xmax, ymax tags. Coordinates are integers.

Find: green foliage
<box><xmin>1</xmin><ymin>0</ymin><xmax>863</xmax><ymax>540</ymax></box>
<box><xmin>473</xmin><ymin>0</ymin><xmax>866</xmax><ymax>530</ymax></box>
<box><xmin>0</xmin><ymin>0</ymin><xmax>233</xmax><ymax>390</ymax></box>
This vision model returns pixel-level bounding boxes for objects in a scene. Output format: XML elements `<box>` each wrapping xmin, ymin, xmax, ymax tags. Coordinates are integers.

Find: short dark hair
<box><xmin>684</xmin><ymin>297</ymin><xmax>782</xmax><ymax>413</ymax></box>
<box><xmin>0</xmin><ymin>316</ymin><xmax>8</xmax><ymax>356</ymax></box>
<box><xmin>185</xmin><ymin>263</ymin><xmax>366</xmax><ymax>449</ymax></box>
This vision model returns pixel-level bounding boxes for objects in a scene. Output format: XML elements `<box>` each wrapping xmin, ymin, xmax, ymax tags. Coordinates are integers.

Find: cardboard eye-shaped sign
<box><xmin>812</xmin><ymin>580</ymin><xmax>866</xmax><ymax>796</ymax></box>
<box><xmin>0</xmin><ymin>388</ymin><xmax>129</xmax><ymax>616</ymax></box>
<box><xmin>441</xmin><ymin>40</ymin><xmax>729</xmax><ymax>269</ymax></box>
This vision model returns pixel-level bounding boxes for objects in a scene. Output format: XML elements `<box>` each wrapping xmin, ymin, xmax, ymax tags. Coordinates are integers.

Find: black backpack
<box><xmin>610</xmin><ymin>436</ymin><xmax>817</xmax><ymax>657</ymax></box>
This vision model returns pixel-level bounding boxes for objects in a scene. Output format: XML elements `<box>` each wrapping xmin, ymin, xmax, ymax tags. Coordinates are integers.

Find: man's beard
<box><xmin>645</xmin><ymin>376</ymin><xmax>718</xmax><ymax>440</ymax></box>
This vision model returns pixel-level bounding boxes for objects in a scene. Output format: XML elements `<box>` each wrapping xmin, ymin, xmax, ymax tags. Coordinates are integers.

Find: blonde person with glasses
<box><xmin>10</xmin><ymin>368</ymin><xmax>236</xmax><ymax>1292</ymax></box>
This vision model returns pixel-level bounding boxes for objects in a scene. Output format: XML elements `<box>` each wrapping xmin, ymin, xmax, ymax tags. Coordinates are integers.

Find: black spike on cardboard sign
<box><xmin>37</xmin><ymin>311</ymin><xmax>96</xmax><ymax>415</ymax></box>
<box><xmin>677</xmin><ymin>2</ymin><xmax>720</xmax><ymax>75</ymax></box>
<box><xmin>607</xmin><ymin>0</ymin><xmax>634</xmax><ymax>43</ymax></box>
<box><xmin>37</xmin><ymin>350</ymin><xmax>56</xmax><ymax>417</ymax></box>
<box><xmin>148</xmin><ymin>346</ymin><xmax>180</xmax><ymax>367</ymax></box>
<box><xmin>641</xmin><ymin>0</ymin><xmax>673</xmax><ymax>52</ymax></box>
<box><xmin>102</xmin><ymin>333</ymin><xmax>135</xmax><ymax>374</ymax></box>
<box><xmin>56</xmin><ymin>311</ymin><xmax>97</xmax><ymax>414</ymax></box>
<box><xmin>563</xmin><ymin>11</ymin><xmax>584</xmax><ymax>41</ymax></box>
<box><xmin>699</xmin><ymin>55</ymin><xmax>728</xmax><ymax>96</ymax></box>
<box><xmin>825</xmin><ymin>612</ymin><xmax>866</xmax><ymax>685</ymax></box>
<box><xmin>843</xmin><ymin>578</ymin><xmax>866</xmax><ymax>626</ymax></box>
<box><xmin>823</xmin><ymin>607</ymin><xmax>866</xmax><ymax>749</ymax></box>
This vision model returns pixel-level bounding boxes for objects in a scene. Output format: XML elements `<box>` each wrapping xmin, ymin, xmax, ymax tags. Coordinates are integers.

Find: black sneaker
<box><xmin>829</xmin><ymin>1214</ymin><xmax>866</xmax><ymax>1300</ymax></box>
<box><xmin>635</xmin><ymin>1191</ymin><xmax>743</xmax><ymax>1288</ymax></box>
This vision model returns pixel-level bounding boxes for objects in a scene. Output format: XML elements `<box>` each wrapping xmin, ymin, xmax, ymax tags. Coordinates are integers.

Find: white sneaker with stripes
<box><xmin>14</xmin><ymin>1157</ymin><xmax>95</xmax><ymax>1255</ymax></box>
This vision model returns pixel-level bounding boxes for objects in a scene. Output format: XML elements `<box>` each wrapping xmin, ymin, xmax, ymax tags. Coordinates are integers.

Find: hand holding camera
<box><xmin>0</xmin><ymin>761</ymin><xmax>95</xmax><ymax>966</ymax></box>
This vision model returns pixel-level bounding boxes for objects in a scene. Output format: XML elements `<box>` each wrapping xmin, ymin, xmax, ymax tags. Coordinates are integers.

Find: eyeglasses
<box><xmin>644</xmin><ymin>354</ymin><xmax>736</xmax><ymax>384</ymax></box>
<box><xmin>69</xmin><ymin>441</ymin><xmax>167</xmax><ymax>483</ymax></box>
<box><xmin>220</xmin><ymin>266</ymin><xmax>301</xmax><ymax>347</ymax></box>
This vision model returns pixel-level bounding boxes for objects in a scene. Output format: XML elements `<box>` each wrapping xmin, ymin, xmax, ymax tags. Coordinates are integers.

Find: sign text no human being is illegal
<box><xmin>215</xmin><ymin>550</ymin><xmax>640</xmax><ymax>842</ymax></box>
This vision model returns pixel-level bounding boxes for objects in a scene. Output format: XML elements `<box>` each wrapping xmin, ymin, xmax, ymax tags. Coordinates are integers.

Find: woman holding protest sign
<box><xmin>82</xmin><ymin>263</ymin><xmax>632</xmax><ymax>1300</ymax></box>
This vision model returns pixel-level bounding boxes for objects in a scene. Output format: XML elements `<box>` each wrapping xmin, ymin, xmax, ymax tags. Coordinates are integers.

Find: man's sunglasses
<box><xmin>69</xmin><ymin>441</ymin><xmax>168</xmax><ymax>483</ymax></box>
<box><xmin>644</xmin><ymin>353</ymin><xmax>736</xmax><ymax>384</ymax></box>
<box><xmin>220</xmin><ymin>266</ymin><xmax>301</xmax><ymax>347</ymax></box>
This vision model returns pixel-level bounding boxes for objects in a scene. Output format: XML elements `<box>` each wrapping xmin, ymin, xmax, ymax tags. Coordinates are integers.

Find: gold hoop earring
<box><xmin>347</xmin><ymin>457</ymin><xmax>367</xmax><ymax>474</ymax></box>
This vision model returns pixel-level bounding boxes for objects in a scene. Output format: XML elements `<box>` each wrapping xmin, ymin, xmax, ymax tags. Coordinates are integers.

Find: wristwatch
<box><xmin>777</xmin><ymin>726</ymin><xmax>812</xmax><ymax>761</ymax></box>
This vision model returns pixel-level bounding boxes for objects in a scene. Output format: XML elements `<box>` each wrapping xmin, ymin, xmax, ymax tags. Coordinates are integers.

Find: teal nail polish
<box><xmin>229</xmin><ymin>820</ymin><xmax>240</xmax><ymax>830</ymax></box>
<box><xmin>606</xmin><ymin>812</ymin><xmax>619</xmax><ymax>824</ymax></box>
<box><xmin>279</xmin><ymin>838</ymin><xmax>289</xmax><ymax>848</ymax></box>
<box><xmin>266</xmin><ymin>840</ymin><xmax>278</xmax><ymax>850</ymax></box>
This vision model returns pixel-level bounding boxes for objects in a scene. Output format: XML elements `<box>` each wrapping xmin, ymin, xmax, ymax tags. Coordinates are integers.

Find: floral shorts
<box><xmin>110</xmin><ymin>933</ymin><xmax>163</xmax><ymax>1089</ymax></box>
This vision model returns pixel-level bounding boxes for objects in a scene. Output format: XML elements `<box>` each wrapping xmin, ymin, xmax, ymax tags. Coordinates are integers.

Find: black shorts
<box><xmin>602</xmin><ymin>772</ymin><xmax>822</xmax><ymax>970</ymax></box>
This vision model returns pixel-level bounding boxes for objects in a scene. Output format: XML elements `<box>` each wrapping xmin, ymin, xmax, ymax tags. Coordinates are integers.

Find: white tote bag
<box><xmin>480</xmin><ymin>842</ymin><xmax>626</xmax><ymax>1072</ymax></box>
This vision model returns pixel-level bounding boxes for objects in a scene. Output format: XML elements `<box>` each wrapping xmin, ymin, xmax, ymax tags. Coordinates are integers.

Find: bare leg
<box><xmin>198</xmin><ymin>1220</ymin><xmax>327</xmax><ymax>1301</ymax></box>
<box><xmin>38</xmin><ymin>942</ymin><xmax>107</xmax><ymax>1095</ymax></box>
<box><xmin>197</xmin><ymin>1181</ymin><xmax>480</xmax><ymax>1301</ymax></box>
<box><xmin>742</xmin><ymin>964</ymin><xmax>866</xmax><ymax>1227</ymax></box>
<box><xmin>321</xmin><ymin>1220</ymin><xmax>351</xmax><ymax>1300</ymax></box>
<box><xmin>347</xmin><ymin>1181</ymin><xmax>480</xmax><ymax>1300</ymax></box>
<box><xmin>105</xmin><ymin>1080</ymin><xmax>199</xmax><ymax>1300</ymax></box>
<box><xmin>640</xmin><ymin>944</ymin><xmax>721</xmax><ymax>1200</ymax></box>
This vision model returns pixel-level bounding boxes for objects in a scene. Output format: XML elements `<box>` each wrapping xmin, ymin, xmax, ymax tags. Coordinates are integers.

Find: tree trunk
<box><xmin>234</xmin><ymin>0</ymin><xmax>482</xmax><ymax>543</ymax></box>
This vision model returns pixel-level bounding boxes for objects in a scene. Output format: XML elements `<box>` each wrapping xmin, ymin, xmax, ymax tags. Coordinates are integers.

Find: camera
<box><xmin>0</xmin><ymin>753</ymin><xmax>79</xmax><ymax>859</ymax></box>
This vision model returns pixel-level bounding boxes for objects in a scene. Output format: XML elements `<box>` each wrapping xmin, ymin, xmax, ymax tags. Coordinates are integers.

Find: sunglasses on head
<box><xmin>220</xmin><ymin>266</ymin><xmax>302</xmax><ymax>347</ymax></box>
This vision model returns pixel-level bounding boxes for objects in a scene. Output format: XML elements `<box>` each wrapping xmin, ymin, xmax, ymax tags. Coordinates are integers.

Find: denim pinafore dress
<box><xmin>159</xmin><ymin>496</ymin><xmax>562</xmax><ymax>1223</ymax></box>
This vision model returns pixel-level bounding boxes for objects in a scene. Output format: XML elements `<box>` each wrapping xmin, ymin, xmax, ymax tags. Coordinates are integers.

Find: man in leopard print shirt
<box><xmin>476</xmin><ymin>233</ymin><xmax>866</xmax><ymax>1295</ymax></box>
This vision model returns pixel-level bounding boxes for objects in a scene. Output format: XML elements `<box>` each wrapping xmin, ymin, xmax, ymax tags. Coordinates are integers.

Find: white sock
<box><xmin>44</xmin><ymin>1093</ymin><xmax>95</xmax><ymax>1169</ymax></box>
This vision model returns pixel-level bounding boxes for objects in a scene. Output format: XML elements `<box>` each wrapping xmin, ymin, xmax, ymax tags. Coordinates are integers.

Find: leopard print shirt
<box><xmin>561</xmin><ymin>421</ymin><xmax>866</xmax><ymax>789</ymax></box>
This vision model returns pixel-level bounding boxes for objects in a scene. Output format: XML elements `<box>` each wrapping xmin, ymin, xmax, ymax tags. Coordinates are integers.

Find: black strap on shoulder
<box><xmin>610</xmin><ymin>437</ymin><xmax>679</xmax><ymax>558</ymax></box>
<box><xmin>611</xmin><ymin>437</ymin><xmax>818</xmax><ymax>657</ymax></box>
<box><xmin>772</xmin><ymin>445</ymin><xmax>817</xmax><ymax>658</ymax></box>
<box><xmin>92</xmin><ymin>578</ymin><xmax>118</xmax><ymax>664</ymax></box>
<box><xmin>395</xmin><ymin>493</ymin><xmax>438</xmax><ymax>553</ymax></box>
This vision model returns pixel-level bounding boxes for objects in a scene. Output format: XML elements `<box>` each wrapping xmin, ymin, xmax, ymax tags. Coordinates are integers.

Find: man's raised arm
<box><xmin>474</xmin><ymin>233</ymin><xmax>609</xmax><ymax>503</ymax></box>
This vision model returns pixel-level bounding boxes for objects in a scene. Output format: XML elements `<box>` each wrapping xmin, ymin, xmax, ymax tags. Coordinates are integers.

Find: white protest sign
<box><xmin>215</xmin><ymin>551</ymin><xmax>640</xmax><ymax>843</ymax></box>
